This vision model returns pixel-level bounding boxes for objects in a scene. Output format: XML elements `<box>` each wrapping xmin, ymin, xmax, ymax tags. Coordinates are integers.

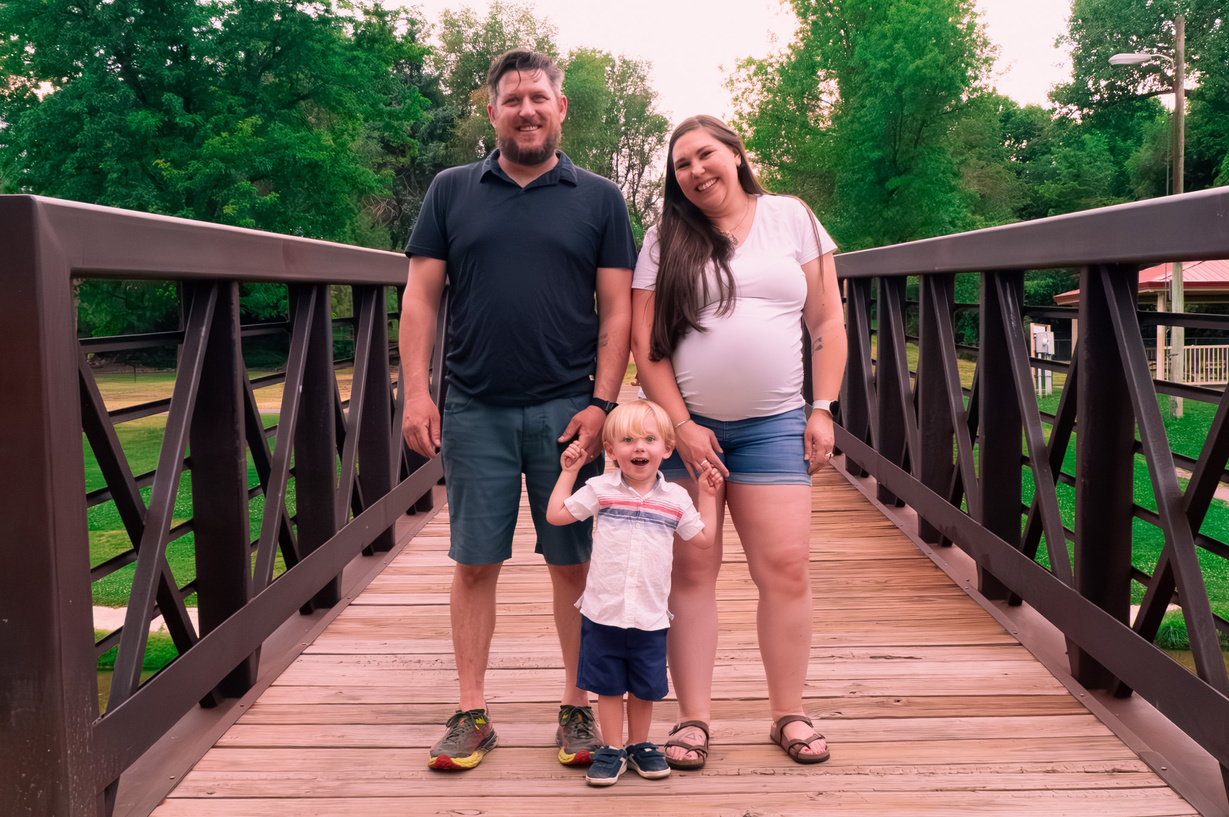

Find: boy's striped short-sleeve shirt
<box><xmin>565</xmin><ymin>470</ymin><xmax>704</xmax><ymax>631</ymax></box>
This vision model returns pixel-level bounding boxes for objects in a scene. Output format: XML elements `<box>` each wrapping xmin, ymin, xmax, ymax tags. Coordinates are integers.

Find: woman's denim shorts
<box><xmin>659</xmin><ymin>407</ymin><xmax>812</xmax><ymax>486</ymax></box>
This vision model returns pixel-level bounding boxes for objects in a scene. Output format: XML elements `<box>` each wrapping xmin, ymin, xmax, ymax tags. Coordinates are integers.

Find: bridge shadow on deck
<box><xmin>150</xmin><ymin>419</ymin><xmax>1201</xmax><ymax>816</ymax></box>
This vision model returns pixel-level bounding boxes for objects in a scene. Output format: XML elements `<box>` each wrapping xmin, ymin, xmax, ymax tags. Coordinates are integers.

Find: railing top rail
<box><xmin>0</xmin><ymin>194</ymin><xmax>407</xmax><ymax>285</ymax></box>
<box><xmin>835</xmin><ymin>187</ymin><xmax>1229</xmax><ymax>278</ymax></box>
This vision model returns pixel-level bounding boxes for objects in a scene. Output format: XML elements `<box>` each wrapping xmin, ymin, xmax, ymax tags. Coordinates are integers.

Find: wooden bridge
<box><xmin>148</xmin><ymin>440</ymin><xmax>1204</xmax><ymax>815</ymax></box>
<box><xmin>4</xmin><ymin>192</ymin><xmax>1229</xmax><ymax>817</ymax></box>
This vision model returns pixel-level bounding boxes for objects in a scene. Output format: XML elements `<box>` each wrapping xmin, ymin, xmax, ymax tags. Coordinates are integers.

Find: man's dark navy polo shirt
<box><xmin>405</xmin><ymin>151</ymin><xmax>637</xmax><ymax>407</ymax></box>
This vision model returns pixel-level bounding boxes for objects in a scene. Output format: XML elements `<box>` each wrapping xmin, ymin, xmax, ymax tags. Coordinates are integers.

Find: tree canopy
<box><xmin>732</xmin><ymin>0</ymin><xmax>995</xmax><ymax>250</ymax></box>
<box><xmin>7</xmin><ymin>0</ymin><xmax>1226</xmax><ymax>331</ymax></box>
<box><xmin>729</xmin><ymin>0</ymin><xmax>1227</xmax><ymax>266</ymax></box>
<box><xmin>0</xmin><ymin>0</ymin><xmax>430</xmax><ymax>246</ymax></box>
<box><xmin>1</xmin><ymin>0</ymin><xmax>670</xmax><ymax>336</ymax></box>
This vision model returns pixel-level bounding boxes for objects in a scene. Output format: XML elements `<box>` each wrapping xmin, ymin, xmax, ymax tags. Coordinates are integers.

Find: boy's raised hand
<box><xmin>560</xmin><ymin>440</ymin><xmax>587</xmax><ymax>473</ymax></box>
<box><xmin>697</xmin><ymin>460</ymin><xmax>724</xmax><ymax>496</ymax></box>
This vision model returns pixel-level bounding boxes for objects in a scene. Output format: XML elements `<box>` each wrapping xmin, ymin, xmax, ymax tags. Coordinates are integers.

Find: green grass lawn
<box><xmin>886</xmin><ymin>337</ymin><xmax>1227</xmax><ymax>648</ymax></box>
<box><xmin>85</xmin><ymin>408</ymin><xmax>289</xmax><ymax>609</ymax></box>
<box><xmin>1028</xmin><ymin>388</ymin><xmax>1229</xmax><ymax>649</ymax></box>
<box><xmin>86</xmin><ymin>361</ymin><xmax>1227</xmax><ymax>657</ymax></box>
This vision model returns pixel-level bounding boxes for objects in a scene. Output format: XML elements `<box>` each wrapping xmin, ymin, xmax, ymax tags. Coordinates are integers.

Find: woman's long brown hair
<box><xmin>649</xmin><ymin>115</ymin><xmax>768</xmax><ymax>362</ymax></box>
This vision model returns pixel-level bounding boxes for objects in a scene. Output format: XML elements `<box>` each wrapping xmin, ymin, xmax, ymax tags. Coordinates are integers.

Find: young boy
<box><xmin>546</xmin><ymin>399</ymin><xmax>722</xmax><ymax>786</ymax></box>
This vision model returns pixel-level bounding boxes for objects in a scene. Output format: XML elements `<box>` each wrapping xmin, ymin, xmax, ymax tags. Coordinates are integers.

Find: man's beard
<box><xmin>497</xmin><ymin>127</ymin><xmax>561</xmax><ymax>166</ymax></box>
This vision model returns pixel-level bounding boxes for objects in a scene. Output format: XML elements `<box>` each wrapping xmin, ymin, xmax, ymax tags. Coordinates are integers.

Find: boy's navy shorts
<box><xmin>576</xmin><ymin>616</ymin><xmax>668</xmax><ymax>701</ymax></box>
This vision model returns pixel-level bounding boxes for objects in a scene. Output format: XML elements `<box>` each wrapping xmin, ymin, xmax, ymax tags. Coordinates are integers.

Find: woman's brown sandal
<box><xmin>664</xmin><ymin>720</ymin><xmax>710</xmax><ymax>770</ymax></box>
<box><xmin>769</xmin><ymin>714</ymin><xmax>831</xmax><ymax>764</ymax></box>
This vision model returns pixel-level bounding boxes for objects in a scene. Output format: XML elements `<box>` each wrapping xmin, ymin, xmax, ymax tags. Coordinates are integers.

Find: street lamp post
<box><xmin>1110</xmin><ymin>14</ymin><xmax>1186</xmax><ymax>415</ymax></box>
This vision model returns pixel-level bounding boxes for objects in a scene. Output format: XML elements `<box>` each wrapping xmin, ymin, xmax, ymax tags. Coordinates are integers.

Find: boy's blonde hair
<box><xmin>602</xmin><ymin>399</ymin><xmax>675</xmax><ymax>448</ymax></box>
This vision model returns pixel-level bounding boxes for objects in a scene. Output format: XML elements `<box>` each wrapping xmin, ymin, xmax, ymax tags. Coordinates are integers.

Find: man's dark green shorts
<box><xmin>441</xmin><ymin>389</ymin><xmax>602</xmax><ymax>566</ymax></box>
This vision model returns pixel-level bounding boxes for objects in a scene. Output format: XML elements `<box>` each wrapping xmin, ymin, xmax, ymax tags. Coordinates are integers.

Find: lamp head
<box><xmin>1109</xmin><ymin>52</ymin><xmax>1155</xmax><ymax>65</ymax></box>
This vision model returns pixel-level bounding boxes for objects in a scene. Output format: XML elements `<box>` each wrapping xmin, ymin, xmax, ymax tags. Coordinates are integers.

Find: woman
<box><xmin>630</xmin><ymin>115</ymin><xmax>846</xmax><ymax>768</ymax></box>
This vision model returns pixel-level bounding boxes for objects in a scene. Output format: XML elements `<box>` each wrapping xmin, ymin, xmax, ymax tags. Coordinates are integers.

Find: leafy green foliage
<box><xmin>1034</xmin><ymin>130</ymin><xmax>1129</xmax><ymax>216</ymax></box>
<box><xmin>733</xmin><ymin>0</ymin><xmax>995</xmax><ymax>250</ymax></box>
<box><xmin>1051</xmin><ymin>0</ymin><xmax>1229</xmax><ymax>200</ymax></box>
<box><xmin>2</xmin><ymin>1</ymin><xmax>434</xmax><ymax>335</ymax></box>
<box><xmin>731</xmin><ymin>0</ymin><xmax>1227</xmax><ymax>239</ymax></box>
<box><xmin>0</xmin><ymin>0</ymin><xmax>429</xmax><ymax>245</ymax></box>
<box><xmin>561</xmin><ymin>48</ymin><xmax>668</xmax><ymax>229</ymax></box>
<box><xmin>85</xmin><ymin>405</ymin><xmax>288</xmax><ymax>607</ymax></box>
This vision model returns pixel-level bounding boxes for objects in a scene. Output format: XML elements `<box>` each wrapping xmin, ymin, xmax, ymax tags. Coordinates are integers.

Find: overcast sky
<box><xmin>403</xmin><ymin>0</ymin><xmax>1074</xmax><ymax>122</ymax></box>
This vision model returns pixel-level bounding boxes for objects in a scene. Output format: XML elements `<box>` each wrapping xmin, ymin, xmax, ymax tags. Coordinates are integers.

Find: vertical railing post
<box><xmin>875</xmin><ymin>277</ymin><xmax>908</xmax><ymax>506</ymax></box>
<box><xmin>917</xmin><ymin>274</ymin><xmax>956</xmax><ymax>544</ymax></box>
<box><xmin>0</xmin><ymin>197</ymin><xmax>103</xmax><ymax>816</ymax></box>
<box><xmin>293</xmin><ymin>283</ymin><xmax>340</xmax><ymax>609</ymax></box>
<box><xmin>1071</xmin><ymin>264</ymin><xmax>1138</xmax><ymax>688</ymax></box>
<box><xmin>189</xmin><ymin>281</ymin><xmax>256</xmax><ymax>697</ymax></box>
<box><xmin>841</xmin><ymin>278</ymin><xmax>874</xmax><ymax>478</ymax></box>
<box><xmin>976</xmin><ymin>271</ymin><xmax>1024</xmax><ymax>600</ymax></box>
<box><xmin>358</xmin><ymin>286</ymin><xmax>396</xmax><ymax>551</ymax></box>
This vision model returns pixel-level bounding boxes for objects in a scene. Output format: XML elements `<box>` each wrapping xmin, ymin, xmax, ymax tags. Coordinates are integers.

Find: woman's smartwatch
<box><xmin>589</xmin><ymin>397</ymin><xmax>618</xmax><ymax>414</ymax></box>
<box><xmin>812</xmin><ymin>399</ymin><xmax>839</xmax><ymax>414</ymax></box>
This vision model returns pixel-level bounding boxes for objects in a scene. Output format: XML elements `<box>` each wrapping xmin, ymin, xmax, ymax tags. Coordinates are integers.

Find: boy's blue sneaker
<box><xmin>626</xmin><ymin>741</ymin><xmax>671</xmax><ymax>778</ymax></box>
<box><xmin>584</xmin><ymin>746</ymin><xmax>628</xmax><ymax>786</ymax></box>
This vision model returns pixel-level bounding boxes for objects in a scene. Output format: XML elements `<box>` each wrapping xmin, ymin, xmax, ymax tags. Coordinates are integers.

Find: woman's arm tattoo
<box><xmin>811</xmin><ymin>335</ymin><xmax>824</xmax><ymax>353</ymax></box>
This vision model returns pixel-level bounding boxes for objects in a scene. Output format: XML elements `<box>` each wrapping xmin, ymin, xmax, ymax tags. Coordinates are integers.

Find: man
<box><xmin>399</xmin><ymin>48</ymin><xmax>636</xmax><ymax>772</ymax></box>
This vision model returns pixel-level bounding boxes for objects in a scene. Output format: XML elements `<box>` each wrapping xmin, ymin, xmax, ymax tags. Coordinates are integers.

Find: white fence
<box><xmin>1152</xmin><ymin>344</ymin><xmax>1229</xmax><ymax>385</ymax></box>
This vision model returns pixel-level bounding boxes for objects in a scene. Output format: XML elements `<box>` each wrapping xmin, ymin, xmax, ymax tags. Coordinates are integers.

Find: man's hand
<box><xmin>557</xmin><ymin>404</ymin><xmax>607</xmax><ymax>462</ymax></box>
<box><xmin>402</xmin><ymin>392</ymin><xmax>441</xmax><ymax>458</ymax></box>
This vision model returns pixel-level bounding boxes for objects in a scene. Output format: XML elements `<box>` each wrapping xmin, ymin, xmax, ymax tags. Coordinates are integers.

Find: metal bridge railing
<box><xmin>832</xmin><ymin>186</ymin><xmax>1229</xmax><ymax>801</ymax></box>
<box><xmin>0</xmin><ymin>195</ymin><xmax>444</xmax><ymax>817</ymax></box>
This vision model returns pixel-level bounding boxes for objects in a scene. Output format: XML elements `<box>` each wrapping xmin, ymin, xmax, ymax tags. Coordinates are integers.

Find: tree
<box><xmin>948</xmin><ymin>93</ymin><xmax>1027</xmax><ymax>229</ymax></box>
<box><xmin>996</xmin><ymin>100</ymin><xmax>1064</xmax><ymax>222</ymax></box>
<box><xmin>561</xmin><ymin>49</ymin><xmax>668</xmax><ymax>231</ymax></box>
<box><xmin>1052</xmin><ymin>0</ymin><xmax>1228</xmax><ymax>195</ymax></box>
<box><xmin>0</xmin><ymin>0</ymin><xmax>430</xmax><ymax>246</ymax></box>
<box><xmin>733</xmin><ymin>0</ymin><xmax>995</xmax><ymax>250</ymax></box>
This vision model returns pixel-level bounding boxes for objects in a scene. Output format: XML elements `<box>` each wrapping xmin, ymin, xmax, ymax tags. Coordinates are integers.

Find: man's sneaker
<box><xmin>584</xmin><ymin>746</ymin><xmax>628</xmax><ymax>786</ymax></box>
<box><xmin>625</xmin><ymin>741</ymin><xmax>671</xmax><ymax>779</ymax></box>
<box><xmin>555</xmin><ymin>704</ymin><xmax>601</xmax><ymax>765</ymax></box>
<box><xmin>428</xmin><ymin>708</ymin><xmax>498</xmax><ymax>770</ymax></box>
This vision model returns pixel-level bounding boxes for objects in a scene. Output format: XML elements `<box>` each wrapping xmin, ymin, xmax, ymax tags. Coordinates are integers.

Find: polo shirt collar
<box><xmin>481</xmin><ymin>150</ymin><xmax>579</xmax><ymax>188</ymax></box>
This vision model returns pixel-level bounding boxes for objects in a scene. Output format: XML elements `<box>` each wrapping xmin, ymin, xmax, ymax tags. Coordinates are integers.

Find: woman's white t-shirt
<box><xmin>633</xmin><ymin>195</ymin><xmax>837</xmax><ymax>421</ymax></box>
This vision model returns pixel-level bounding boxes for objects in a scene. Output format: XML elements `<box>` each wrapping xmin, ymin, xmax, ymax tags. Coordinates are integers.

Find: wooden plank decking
<box><xmin>152</xmin><ymin>442</ymin><xmax>1200</xmax><ymax>815</ymax></box>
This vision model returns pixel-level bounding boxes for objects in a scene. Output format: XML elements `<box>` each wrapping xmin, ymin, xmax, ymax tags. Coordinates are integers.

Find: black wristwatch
<box><xmin>589</xmin><ymin>396</ymin><xmax>618</xmax><ymax>414</ymax></box>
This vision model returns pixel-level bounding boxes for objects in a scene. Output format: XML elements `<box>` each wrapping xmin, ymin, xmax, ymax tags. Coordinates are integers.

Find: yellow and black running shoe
<box><xmin>556</xmin><ymin>704</ymin><xmax>601</xmax><ymax>765</ymax></box>
<box><xmin>428</xmin><ymin>708</ymin><xmax>498</xmax><ymax>770</ymax></box>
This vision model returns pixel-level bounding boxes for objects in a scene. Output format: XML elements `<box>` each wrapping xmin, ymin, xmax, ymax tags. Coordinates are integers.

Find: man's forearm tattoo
<box><xmin>812</xmin><ymin>336</ymin><xmax>824</xmax><ymax>353</ymax></box>
<box><xmin>598</xmin><ymin>331</ymin><xmax>609</xmax><ymax>348</ymax></box>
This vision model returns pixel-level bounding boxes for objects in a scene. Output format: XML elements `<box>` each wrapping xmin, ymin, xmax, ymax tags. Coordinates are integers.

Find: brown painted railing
<box><xmin>833</xmin><ymin>186</ymin><xmax>1229</xmax><ymax>798</ymax></box>
<box><xmin>0</xmin><ymin>195</ymin><xmax>444</xmax><ymax>817</ymax></box>
<box><xmin>6</xmin><ymin>188</ymin><xmax>1229</xmax><ymax>814</ymax></box>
